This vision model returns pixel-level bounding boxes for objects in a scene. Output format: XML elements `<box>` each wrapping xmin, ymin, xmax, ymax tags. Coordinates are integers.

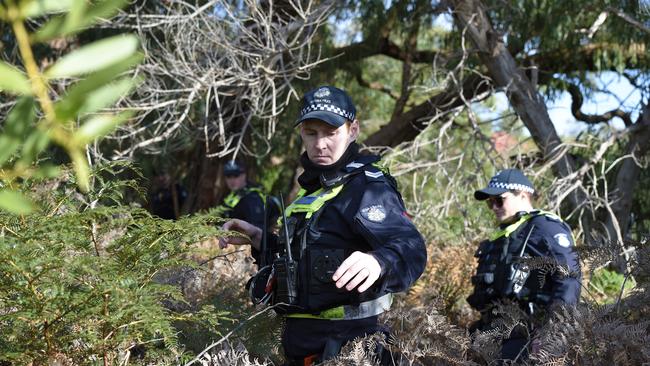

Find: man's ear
<box><xmin>349</xmin><ymin>119</ymin><xmax>360</xmax><ymax>141</ymax></box>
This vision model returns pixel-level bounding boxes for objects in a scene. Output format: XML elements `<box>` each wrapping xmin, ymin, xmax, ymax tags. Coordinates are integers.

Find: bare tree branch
<box><xmin>347</xmin><ymin>65</ymin><xmax>399</xmax><ymax>100</ymax></box>
<box><xmin>566</xmin><ymin>82</ymin><xmax>633</xmax><ymax>127</ymax></box>
<box><xmin>607</xmin><ymin>6</ymin><xmax>650</xmax><ymax>35</ymax></box>
<box><xmin>98</xmin><ymin>0</ymin><xmax>333</xmax><ymax>160</ymax></box>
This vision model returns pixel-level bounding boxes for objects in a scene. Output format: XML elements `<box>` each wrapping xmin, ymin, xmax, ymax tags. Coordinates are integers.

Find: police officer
<box><xmin>467</xmin><ymin>169</ymin><xmax>581</xmax><ymax>361</ymax></box>
<box><xmin>220</xmin><ymin>160</ymin><xmax>266</xmax><ymax>230</ymax></box>
<box><xmin>219</xmin><ymin>86</ymin><xmax>427</xmax><ymax>365</ymax></box>
<box><xmin>149</xmin><ymin>173</ymin><xmax>187</xmax><ymax>220</ymax></box>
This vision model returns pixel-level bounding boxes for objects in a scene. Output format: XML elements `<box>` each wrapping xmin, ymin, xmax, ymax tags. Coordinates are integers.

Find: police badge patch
<box><xmin>553</xmin><ymin>233</ymin><xmax>572</xmax><ymax>248</ymax></box>
<box><xmin>361</xmin><ymin>205</ymin><xmax>387</xmax><ymax>223</ymax></box>
<box><xmin>314</xmin><ymin>87</ymin><xmax>331</xmax><ymax>98</ymax></box>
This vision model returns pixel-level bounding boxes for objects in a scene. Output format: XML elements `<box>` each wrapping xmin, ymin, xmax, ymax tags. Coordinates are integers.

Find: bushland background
<box><xmin>1</xmin><ymin>0</ymin><xmax>649</xmax><ymax>365</ymax></box>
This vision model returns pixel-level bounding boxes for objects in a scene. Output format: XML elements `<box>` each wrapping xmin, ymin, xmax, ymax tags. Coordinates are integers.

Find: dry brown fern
<box><xmin>383</xmin><ymin>304</ymin><xmax>475</xmax><ymax>365</ymax></box>
<box><xmin>530</xmin><ymin>304</ymin><xmax>650</xmax><ymax>365</ymax></box>
<box><xmin>408</xmin><ymin>242</ymin><xmax>477</xmax><ymax>325</ymax></box>
<box><xmin>321</xmin><ymin>333</ymin><xmax>384</xmax><ymax>366</ymax></box>
<box><xmin>197</xmin><ymin>341</ymin><xmax>272</xmax><ymax>366</ymax></box>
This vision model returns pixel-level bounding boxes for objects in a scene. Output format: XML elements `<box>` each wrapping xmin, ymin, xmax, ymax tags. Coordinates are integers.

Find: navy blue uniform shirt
<box><xmin>522</xmin><ymin>213</ymin><xmax>581</xmax><ymax>306</ymax></box>
<box><xmin>230</xmin><ymin>189</ymin><xmax>265</xmax><ymax>229</ymax></box>
<box><xmin>260</xmin><ymin>161</ymin><xmax>427</xmax><ymax>360</ymax></box>
<box><xmin>263</xmin><ymin>166</ymin><xmax>427</xmax><ymax>294</ymax></box>
<box><xmin>224</xmin><ymin>186</ymin><xmax>265</xmax><ymax>229</ymax></box>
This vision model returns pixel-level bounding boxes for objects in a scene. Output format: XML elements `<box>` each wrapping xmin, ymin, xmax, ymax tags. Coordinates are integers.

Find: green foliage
<box><xmin>45</xmin><ymin>34</ymin><xmax>140</xmax><ymax>78</ymax></box>
<box><xmin>0</xmin><ymin>61</ymin><xmax>31</xmax><ymax>94</ymax></box>
<box><xmin>0</xmin><ymin>0</ymin><xmax>141</xmax><ymax>213</ymax></box>
<box><xmin>381</xmin><ymin>116</ymin><xmax>503</xmax><ymax>244</ymax></box>
<box><xmin>0</xmin><ymin>166</ymin><xmax>229</xmax><ymax>365</ymax></box>
<box><xmin>588</xmin><ymin>268</ymin><xmax>636</xmax><ymax>304</ymax></box>
<box><xmin>32</xmin><ymin>0</ymin><xmax>130</xmax><ymax>42</ymax></box>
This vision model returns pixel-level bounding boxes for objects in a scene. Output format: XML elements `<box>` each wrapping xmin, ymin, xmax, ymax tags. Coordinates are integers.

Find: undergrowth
<box><xmin>2</xmin><ymin>164</ymin><xmax>650</xmax><ymax>365</ymax></box>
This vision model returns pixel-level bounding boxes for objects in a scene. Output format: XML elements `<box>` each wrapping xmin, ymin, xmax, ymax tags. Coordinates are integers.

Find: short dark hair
<box><xmin>509</xmin><ymin>189</ymin><xmax>539</xmax><ymax>201</ymax></box>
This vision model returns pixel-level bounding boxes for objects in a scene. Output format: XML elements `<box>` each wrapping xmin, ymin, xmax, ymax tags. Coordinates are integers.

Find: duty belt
<box><xmin>286</xmin><ymin>293</ymin><xmax>393</xmax><ymax>320</ymax></box>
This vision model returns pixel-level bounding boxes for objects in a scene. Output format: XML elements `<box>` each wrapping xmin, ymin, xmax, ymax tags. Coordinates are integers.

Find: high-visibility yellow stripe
<box><xmin>286</xmin><ymin>306</ymin><xmax>346</xmax><ymax>320</ymax></box>
<box><xmin>286</xmin><ymin>294</ymin><xmax>393</xmax><ymax>320</ymax></box>
<box><xmin>223</xmin><ymin>187</ymin><xmax>266</xmax><ymax>209</ymax></box>
<box><xmin>283</xmin><ymin>185</ymin><xmax>345</xmax><ymax>219</ymax></box>
<box><xmin>490</xmin><ymin>211</ymin><xmax>569</xmax><ymax>241</ymax></box>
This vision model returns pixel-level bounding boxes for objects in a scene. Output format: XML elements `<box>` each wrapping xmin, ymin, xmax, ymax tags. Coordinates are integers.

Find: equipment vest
<box><xmin>223</xmin><ymin>186</ymin><xmax>265</xmax><ymax>210</ymax></box>
<box><xmin>468</xmin><ymin>211</ymin><xmax>570</xmax><ymax>311</ymax></box>
<box><xmin>274</xmin><ymin>162</ymin><xmax>392</xmax><ymax>320</ymax></box>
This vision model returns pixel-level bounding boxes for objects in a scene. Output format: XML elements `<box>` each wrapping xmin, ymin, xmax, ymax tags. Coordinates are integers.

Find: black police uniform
<box><xmin>255</xmin><ymin>145</ymin><xmax>427</xmax><ymax>364</ymax></box>
<box><xmin>222</xmin><ymin>185</ymin><xmax>266</xmax><ymax>229</ymax></box>
<box><xmin>467</xmin><ymin>210</ymin><xmax>581</xmax><ymax>359</ymax></box>
<box><xmin>149</xmin><ymin>183</ymin><xmax>187</xmax><ymax>220</ymax></box>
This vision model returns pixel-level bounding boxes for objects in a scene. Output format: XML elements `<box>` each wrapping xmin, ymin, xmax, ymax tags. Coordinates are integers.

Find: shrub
<box><xmin>0</xmin><ymin>167</ymin><xmax>230</xmax><ymax>365</ymax></box>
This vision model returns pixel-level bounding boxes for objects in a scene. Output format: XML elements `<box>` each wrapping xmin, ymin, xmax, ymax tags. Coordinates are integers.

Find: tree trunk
<box><xmin>605</xmin><ymin>104</ymin><xmax>650</xmax><ymax>241</ymax></box>
<box><xmin>449</xmin><ymin>0</ymin><xmax>590</xmax><ymax>231</ymax></box>
<box><xmin>184</xmin><ymin>146</ymin><xmax>223</xmax><ymax>213</ymax></box>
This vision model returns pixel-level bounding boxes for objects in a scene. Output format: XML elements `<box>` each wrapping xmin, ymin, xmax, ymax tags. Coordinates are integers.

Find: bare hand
<box><xmin>218</xmin><ymin>219</ymin><xmax>262</xmax><ymax>250</ymax></box>
<box><xmin>332</xmin><ymin>251</ymin><xmax>382</xmax><ymax>293</ymax></box>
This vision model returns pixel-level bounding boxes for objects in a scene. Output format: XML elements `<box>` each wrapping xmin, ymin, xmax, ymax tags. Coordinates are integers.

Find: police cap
<box><xmin>295</xmin><ymin>86</ymin><xmax>356</xmax><ymax>128</ymax></box>
<box><xmin>474</xmin><ymin>169</ymin><xmax>535</xmax><ymax>200</ymax></box>
<box><xmin>223</xmin><ymin>160</ymin><xmax>245</xmax><ymax>177</ymax></box>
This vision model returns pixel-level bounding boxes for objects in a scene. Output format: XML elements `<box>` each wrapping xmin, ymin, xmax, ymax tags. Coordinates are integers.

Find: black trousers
<box><xmin>500</xmin><ymin>335</ymin><xmax>529</xmax><ymax>361</ymax></box>
<box><xmin>282</xmin><ymin>316</ymin><xmax>387</xmax><ymax>362</ymax></box>
<box><xmin>470</xmin><ymin>318</ymin><xmax>531</xmax><ymax>364</ymax></box>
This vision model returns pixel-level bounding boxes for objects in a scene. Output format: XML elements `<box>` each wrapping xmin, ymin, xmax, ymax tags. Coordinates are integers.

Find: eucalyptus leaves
<box><xmin>0</xmin><ymin>0</ymin><xmax>141</xmax><ymax>214</ymax></box>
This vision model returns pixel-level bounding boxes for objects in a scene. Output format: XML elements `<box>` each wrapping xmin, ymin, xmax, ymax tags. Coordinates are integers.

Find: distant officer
<box><xmin>149</xmin><ymin>173</ymin><xmax>187</xmax><ymax>220</ymax></box>
<box><xmin>219</xmin><ymin>86</ymin><xmax>427</xmax><ymax>365</ymax></box>
<box><xmin>467</xmin><ymin>169</ymin><xmax>581</xmax><ymax>361</ymax></box>
<box><xmin>220</xmin><ymin>160</ymin><xmax>266</xmax><ymax>230</ymax></box>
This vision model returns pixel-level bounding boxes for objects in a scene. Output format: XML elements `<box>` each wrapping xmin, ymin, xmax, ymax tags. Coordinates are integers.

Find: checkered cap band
<box><xmin>488</xmin><ymin>180</ymin><xmax>534</xmax><ymax>193</ymax></box>
<box><xmin>300</xmin><ymin>103</ymin><xmax>355</xmax><ymax>121</ymax></box>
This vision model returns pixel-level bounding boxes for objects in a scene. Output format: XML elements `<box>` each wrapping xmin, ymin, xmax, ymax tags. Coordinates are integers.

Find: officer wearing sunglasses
<box><xmin>467</xmin><ymin>169</ymin><xmax>581</xmax><ymax>361</ymax></box>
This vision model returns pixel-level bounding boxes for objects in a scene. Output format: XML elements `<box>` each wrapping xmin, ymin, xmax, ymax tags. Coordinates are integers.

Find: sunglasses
<box><xmin>486</xmin><ymin>195</ymin><xmax>507</xmax><ymax>208</ymax></box>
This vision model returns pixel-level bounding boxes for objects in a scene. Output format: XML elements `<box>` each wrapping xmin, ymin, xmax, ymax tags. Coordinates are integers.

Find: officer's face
<box><xmin>299</xmin><ymin>119</ymin><xmax>359</xmax><ymax>165</ymax></box>
<box><xmin>487</xmin><ymin>191</ymin><xmax>531</xmax><ymax>223</ymax></box>
<box><xmin>225</xmin><ymin>173</ymin><xmax>247</xmax><ymax>191</ymax></box>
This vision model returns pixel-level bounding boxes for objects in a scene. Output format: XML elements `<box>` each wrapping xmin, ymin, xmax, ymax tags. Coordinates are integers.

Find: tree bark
<box><xmin>184</xmin><ymin>145</ymin><xmax>223</xmax><ymax>213</ymax></box>
<box><xmin>449</xmin><ymin>0</ymin><xmax>590</xmax><ymax>229</ymax></box>
<box><xmin>605</xmin><ymin>104</ymin><xmax>650</xmax><ymax>241</ymax></box>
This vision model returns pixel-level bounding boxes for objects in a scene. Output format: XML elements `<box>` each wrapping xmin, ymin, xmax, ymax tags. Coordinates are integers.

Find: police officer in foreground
<box><xmin>467</xmin><ymin>169</ymin><xmax>581</xmax><ymax>361</ymax></box>
<box><xmin>220</xmin><ymin>160</ymin><xmax>266</xmax><ymax>230</ymax></box>
<box><xmin>219</xmin><ymin>86</ymin><xmax>427</xmax><ymax>365</ymax></box>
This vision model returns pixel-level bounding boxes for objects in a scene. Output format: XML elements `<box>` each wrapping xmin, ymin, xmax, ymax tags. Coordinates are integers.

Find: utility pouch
<box><xmin>509</xmin><ymin>255</ymin><xmax>531</xmax><ymax>297</ymax></box>
<box><xmin>305</xmin><ymin>247</ymin><xmax>351</xmax><ymax>310</ymax></box>
<box><xmin>309</xmin><ymin>248</ymin><xmax>345</xmax><ymax>292</ymax></box>
<box><xmin>474</xmin><ymin>240</ymin><xmax>492</xmax><ymax>257</ymax></box>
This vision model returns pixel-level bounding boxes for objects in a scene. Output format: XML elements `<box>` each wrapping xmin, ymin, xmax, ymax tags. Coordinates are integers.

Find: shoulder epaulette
<box><xmin>343</xmin><ymin>155</ymin><xmax>381</xmax><ymax>173</ymax></box>
<box><xmin>361</xmin><ymin>162</ymin><xmax>386</xmax><ymax>182</ymax></box>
